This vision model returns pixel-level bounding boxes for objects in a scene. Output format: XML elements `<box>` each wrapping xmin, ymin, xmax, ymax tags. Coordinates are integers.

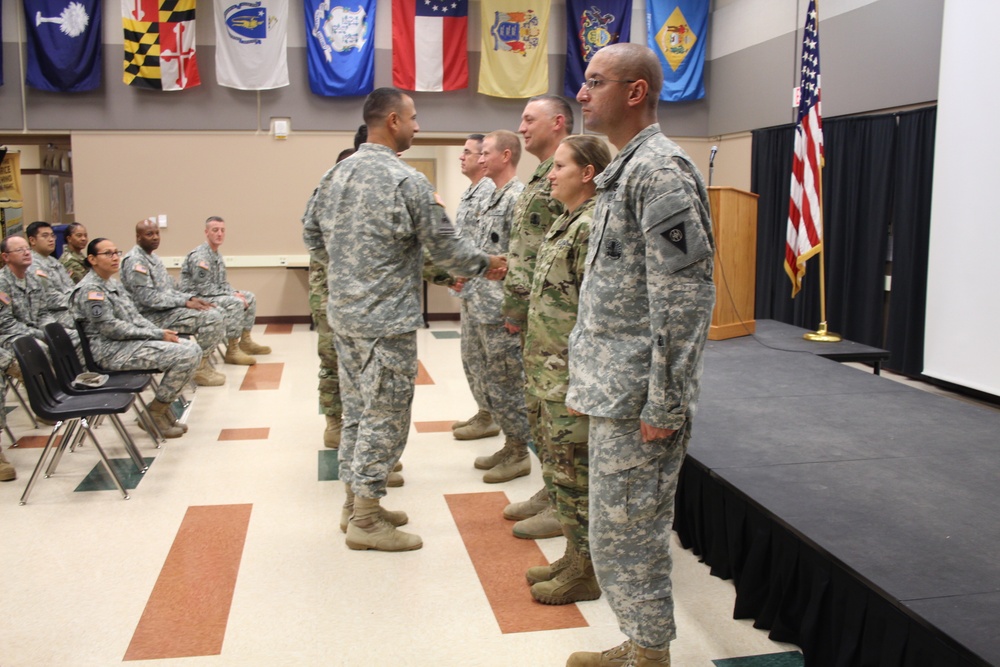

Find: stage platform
<box><xmin>675</xmin><ymin>328</ymin><xmax>999</xmax><ymax>666</ymax></box>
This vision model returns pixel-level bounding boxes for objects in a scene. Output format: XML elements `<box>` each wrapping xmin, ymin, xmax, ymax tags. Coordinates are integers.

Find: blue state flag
<box><xmin>305</xmin><ymin>0</ymin><xmax>376</xmax><ymax>96</ymax></box>
<box><xmin>25</xmin><ymin>0</ymin><xmax>102</xmax><ymax>92</ymax></box>
<box><xmin>647</xmin><ymin>0</ymin><xmax>707</xmax><ymax>102</ymax></box>
<box><xmin>565</xmin><ymin>0</ymin><xmax>631</xmax><ymax>97</ymax></box>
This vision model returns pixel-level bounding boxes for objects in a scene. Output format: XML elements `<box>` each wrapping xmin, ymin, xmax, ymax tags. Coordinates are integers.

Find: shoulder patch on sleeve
<box><xmin>87</xmin><ymin>291</ymin><xmax>105</xmax><ymax>301</ymax></box>
<box><xmin>197</xmin><ymin>260</ymin><xmax>210</xmax><ymax>270</ymax></box>
<box><xmin>0</xmin><ymin>291</ymin><xmax>9</xmax><ymax>306</ymax></box>
<box><xmin>134</xmin><ymin>263</ymin><xmax>148</xmax><ymax>274</ymax></box>
<box><xmin>35</xmin><ymin>269</ymin><xmax>49</xmax><ymax>279</ymax></box>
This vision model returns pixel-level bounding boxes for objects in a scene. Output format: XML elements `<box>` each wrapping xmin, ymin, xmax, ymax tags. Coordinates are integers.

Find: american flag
<box><xmin>785</xmin><ymin>0</ymin><xmax>824</xmax><ymax>296</ymax></box>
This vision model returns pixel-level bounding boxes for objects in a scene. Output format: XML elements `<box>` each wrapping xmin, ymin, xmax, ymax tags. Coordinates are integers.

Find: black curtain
<box><xmin>884</xmin><ymin>107</ymin><xmax>937</xmax><ymax>375</ymax></box>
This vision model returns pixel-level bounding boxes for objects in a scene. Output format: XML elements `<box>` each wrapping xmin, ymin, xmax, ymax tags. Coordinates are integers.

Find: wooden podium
<box><xmin>707</xmin><ymin>187</ymin><xmax>758</xmax><ymax>340</ymax></box>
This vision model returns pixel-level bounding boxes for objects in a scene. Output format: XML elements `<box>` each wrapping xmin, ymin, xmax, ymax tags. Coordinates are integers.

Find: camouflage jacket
<box><xmin>71</xmin><ymin>271</ymin><xmax>163</xmax><ymax>344</ymax></box>
<box><xmin>566</xmin><ymin>124</ymin><xmax>716</xmax><ymax>430</ymax></box>
<box><xmin>455</xmin><ymin>177</ymin><xmax>495</xmax><ymax>239</ymax></box>
<box><xmin>59</xmin><ymin>249</ymin><xmax>89</xmax><ymax>283</ymax></box>
<box><xmin>31</xmin><ymin>251</ymin><xmax>74</xmax><ymax>313</ymax></box>
<box><xmin>180</xmin><ymin>243</ymin><xmax>232</xmax><ymax>297</ymax></box>
<box><xmin>0</xmin><ymin>266</ymin><xmax>56</xmax><ymax>347</ymax></box>
<box><xmin>303</xmin><ymin>143</ymin><xmax>490</xmax><ymax>337</ymax></box>
<box><xmin>523</xmin><ymin>199</ymin><xmax>593</xmax><ymax>401</ymax></box>
<box><xmin>120</xmin><ymin>245</ymin><xmax>193</xmax><ymax>314</ymax></box>
<box><xmin>502</xmin><ymin>157</ymin><xmax>564</xmax><ymax>328</ymax></box>
<box><xmin>461</xmin><ymin>177</ymin><xmax>523</xmax><ymax>324</ymax></box>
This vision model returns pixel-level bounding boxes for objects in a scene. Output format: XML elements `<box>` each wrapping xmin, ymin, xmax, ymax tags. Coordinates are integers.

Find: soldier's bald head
<box><xmin>595</xmin><ymin>43</ymin><xmax>663</xmax><ymax>111</ymax></box>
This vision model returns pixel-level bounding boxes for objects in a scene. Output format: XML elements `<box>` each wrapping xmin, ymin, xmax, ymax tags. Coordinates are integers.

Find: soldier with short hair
<box><xmin>0</xmin><ymin>235</ymin><xmax>73</xmax><ymax>354</ymax></box>
<box><xmin>26</xmin><ymin>221</ymin><xmax>76</xmax><ymax>327</ymax></box>
<box><xmin>60</xmin><ymin>222</ymin><xmax>90</xmax><ymax>283</ymax></box>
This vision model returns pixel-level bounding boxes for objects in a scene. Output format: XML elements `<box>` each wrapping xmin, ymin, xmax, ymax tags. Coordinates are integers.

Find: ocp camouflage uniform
<box><xmin>119</xmin><ymin>245</ymin><xmax>226</xmax><ymax>355</ymax></box>
<box><xmin>0</xmin><ymin>265</ymin><xmax>69</xmax><ymax>353</ymax></box>
<box><xmin>304</xmin><ymin>143</ymin><xmax>490</xmax><ymax>499</ymax></box>
<box><xmin>179</xmin><ymin>242</ymin><xmax>257</xmax><ymax>339</ymax></box>
<box><xmin>60</xmin><ymin>249</ymin><xmax>89</xmax><ymax>283</ymax></box>
<box><xmin>72</xmin><ymin>271</ymin><xmax>201</xmax><ymax>404</ymax></box>
<box><xmin>460</xmin><ymin>177</ymin><xmax>530</xmax><ymax>444</ymax></box>
<box><xmin>31</xmin><ymin>251</ymin><xmax>76</xmax><ymax>328</ymax></box>
<box><xmin>523</xmin><ymin>200</ymin><xmax>594</xmax><ymax>556</ymax></box>
<box><xmin>566</xmin><ymin>124</ymin><xmax>716</xmax><ymax>650</ymax></box>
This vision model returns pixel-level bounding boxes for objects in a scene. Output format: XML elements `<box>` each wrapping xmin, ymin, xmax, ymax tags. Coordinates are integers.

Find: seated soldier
<box><xmin>26</xmin><ymin>221</ymin><xmax>76</xmax><ymax>327</ymax></box>
<box><xmin>72</xmin><ymin>238</ymin><xmax>201</xmax><ymax>439</ymax></box>
<box><xmin>59</xmin><ymin>222</ymin><xmax>90</xmax><ymax>283</ymax></box>
<box><xmin>180</xmin><ymin>216</ymin><xmax>270</xmax><ymax>365</ymax></box>
<box><xmin>120</xmin><ymin>219</ymin><xmax>226</xmax><ymax>387</ymax></box>
<box><xmin>0</xmin><ymin>346</ymin><xmax>16</xmax><ymax>482</ymax></box>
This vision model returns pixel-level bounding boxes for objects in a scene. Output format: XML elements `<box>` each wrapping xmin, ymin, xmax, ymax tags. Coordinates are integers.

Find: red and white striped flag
<box><xmin>785</xmin><ymin>0</ymin><xmax>823</xmax><ymax>296</ymax></box>
<box><xmin>392</xmin><ymin>0</ymin><xmax>468</xmax><ymax>92</ymax></box>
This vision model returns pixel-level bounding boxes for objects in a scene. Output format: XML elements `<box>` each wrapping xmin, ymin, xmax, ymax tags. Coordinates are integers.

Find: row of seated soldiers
<box><xmin>0</xmin><ymin>217</ymin><xmax>271</xmax><ymax>483</ymax></box>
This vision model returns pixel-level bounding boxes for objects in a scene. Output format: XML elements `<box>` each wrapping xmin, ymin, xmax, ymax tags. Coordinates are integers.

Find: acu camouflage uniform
<box><xmin>301</xmin><ymin>190</ymin><xmax>341</xmax><ymax>420</ymax></box>
<box><xmin>0</xmin><ymin>265</ymin><xmax>73</xmax><ymax>353</ymax></box>
<box><xmin>31</xmin><ymin>251</ymin><xmax>76</xmax><ymax>328</ymax></box>
<box><xmin>72</xmin><ymin>271</ymin><xmax>201</xmax><ymax>404</ymax></box>
<box><xmin>119</xmin><ymin>245</ymin><xmax>226</xmax><ymax>355</ymax></box>
<box><xmin>304</xmin><ymin>143</ymin><xmax>490</xmax><ymax>500</ymax></box>
<box><xmin>459</xmin><ymin>177</ymin><xmax>530</xmax><ymax>444</ymax></box>
<box><xmin>0</xmin><ymin>346</ymin><xmax>11</xmax><ymax>431</ymax></box>
<box><xmin>180</xmin><ymin>242</ymin><xmax>258</xmax><ymax>339</ymax></box>
<box><xmin>523</xmin><ymin>200</ymin><xmax>594</xmax><ymax>556</ymax></box>
<box><xmin>60</xmin><ymin>249</ymin><xmax>89</xmax><ymax>283</ymax></box>
<box><xmin>566</xmin><ymin>124</ymin><xmax>716</xmax><ymax>650</ymax></box>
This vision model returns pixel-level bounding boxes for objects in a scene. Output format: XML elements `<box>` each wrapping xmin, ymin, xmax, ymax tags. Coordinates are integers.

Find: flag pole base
<box><xmin>803</xmin><ymin>321</ymin><xmax>841</xmax><ymax>343</ymax></box>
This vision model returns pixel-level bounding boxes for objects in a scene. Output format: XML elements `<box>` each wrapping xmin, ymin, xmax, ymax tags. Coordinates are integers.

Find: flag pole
<box><xmin>804</xmin><ymin>162</ymin><xmax>840</xmax><ymax>342</ymax></box>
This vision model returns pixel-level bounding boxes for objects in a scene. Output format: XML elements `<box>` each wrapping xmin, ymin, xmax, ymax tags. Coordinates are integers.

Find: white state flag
<box><xmin>215</xmin><ymin>0</ymin><xmax>289</xmax><ymax>90</ymax></box>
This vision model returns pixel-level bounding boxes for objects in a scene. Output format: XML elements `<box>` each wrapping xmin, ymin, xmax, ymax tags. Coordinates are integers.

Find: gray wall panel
<box><xmin>1</xmin><ymin>43</ymin><xmax>25</xmax><ymax>130</ymax></box>
<box><xmin>708</xmin><ymin>35</ymin><xmax>798</xmax><ymax>136</ymax></box>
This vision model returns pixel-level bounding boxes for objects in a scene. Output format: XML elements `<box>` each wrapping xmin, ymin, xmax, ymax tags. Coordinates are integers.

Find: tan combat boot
<box><xmin>483</xmin><ymin>439</ymin><xmax>530</xmax><ymax>483</ymax></box>
<box><xmin>324</xmin><ymin>414</ymin><xmax>342</xmax><ymax>449</ymax></box>
<box><xmin>453</xmin><ymin>410</ymin><xmax>501</xmax><ymax>440</ymax></box>
<box><xmin>629</xmin><ymin>645</ymin><xmax>671</xmax><ymax>666</ymax></box>
<box><xmin>149</xmin><ymin>399</ymin><xmax>184</xmax><ymax>439</ymax></box>
<box><xmin>513</xmin><ymin>506</ymin><xmax>562</xmax><ymax>539</ymax></box>
<box><xmin>530</xmin><ymin>549</ymin><xmax>601</xmax><ymax>605</ymax></box>
<box><xmin>339</xmin><ymin>485</ymin><xmax>409</xmax><ymax>533</ymax></box>
<box><xmin>504</xmin><ymin>486</ymin><xmax>550</xmax><ymax>520</ymax></box>
<box><xmin>526</xmin><ymin>540</ymin><xmax>575</xmax><ymax>585</ymax></box>
<box><xmin>6</xmin><ymin>360</ymin><xmax>22</xmax><ymax>381</ymax></box>
<box><xmin>566</xmin><ymin>640</ymin><xmax>633</xmax><ymax>667</ymax></box>
<box><xmin>193</xmin><ymin>355</ymin><xmax>225</xmax><ymax>386</ymax></box>
<box><xmin>452</xmin><ymin>409</ymin><xmax>485</xmax><ymax>431</ymax></box>
<box><xmin>239</xmin><ymin>330</ymin><xmax>271</xmax><ymax>355</ymax></box>
<box><xmin>345</xmin><ymin>496</ymin><xmax>422</xmax><ymax>551</ymax></box>
<box><xmin>0</xmin><ymin>446</ymin><xmax>16</xmax><ymax>482</ymax></box>
<box><xmin>386</xmin><ymin>460</ymin><xmax>404</xmax><ymax>487</ymax></box>
<box><xmin>474</xmin><ymin>439</ymin><xmax>513</xmax><ymax>471</ymax></box>
<box><xmin>224</xmin><ymin>338</ymin><xmax>256</xmax><ymax>365</ymax></box>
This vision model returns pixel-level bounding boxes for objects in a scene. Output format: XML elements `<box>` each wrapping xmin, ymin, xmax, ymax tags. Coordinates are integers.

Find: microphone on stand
<box><xmin>709</xmin><ymin>145</ymin><xmax>718</xmax><ymax>186</ymax></box>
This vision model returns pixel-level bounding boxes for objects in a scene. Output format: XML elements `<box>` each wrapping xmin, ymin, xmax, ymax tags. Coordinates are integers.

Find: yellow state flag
<box><xmin>478</xmin><ymin>2</ymin><xmax>549</xmax><ymax>98</ymax></box>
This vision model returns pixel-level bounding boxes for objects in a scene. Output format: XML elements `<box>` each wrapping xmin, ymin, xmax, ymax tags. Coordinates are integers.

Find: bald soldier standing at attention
<box><xmin>565</xmin><ymin>43</ymin><xmax>716</xmax><ymax>667</ymax></box>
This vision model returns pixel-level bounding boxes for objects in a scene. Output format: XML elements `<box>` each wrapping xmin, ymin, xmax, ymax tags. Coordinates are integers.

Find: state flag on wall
<box><xmin>647</xmin><ymin>0</ymin><xmax>707</xmax><ymax>102</ymax></box>
<box><xmin>305</xmin><ymin>0</ymin><xmax>375</xmax><ymax>96</ymax></box>
<box><xmin>123</xmin><ymin>0</ymin><xmax>201</xmax><ymax>90</ymax></box>
<box><xmin>215</xmin><ymin>0</ymin><xmax>289</xmax><ymax>90</ymax></box>
<box><xmin>392</xmin><ymin>0</ymin><xmax>468</xmax><ymax>92</ymax></box>
<box><xmin>25</xmin><ymin>0</ymin><xmax>103</xmax><ymax>92</ymax></box>
<box><xmin>478</xmin><ymin>1</ymin><xmax>549</xmax><ymax>99</ymax></box>
<box><xmin>565</xmin><ymin>0</ymin><xmax>630</xmax><ymax>97</ymax></box>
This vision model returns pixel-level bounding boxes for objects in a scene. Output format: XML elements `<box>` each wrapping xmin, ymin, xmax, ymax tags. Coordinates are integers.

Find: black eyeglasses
<box><xmin>582</xmin><ymin>78</ymin><xmax>637</xmax><ymax>90</ymax></box>
<box><xmin>93</xmin><ymin>250</ymin><xmax>123</xmax><ymax>258</ymax></box>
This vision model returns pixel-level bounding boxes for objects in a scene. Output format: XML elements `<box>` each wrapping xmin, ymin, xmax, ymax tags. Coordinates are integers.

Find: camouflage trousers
<box><xmin>95</xmin><ymin>337</ymin><xmax>201</xmax><ymax>403</ymax></box>
<box><xmin>334</xmin><ymin>331</ymin><xmax>416</xmax><ymax>500</ymax></box>
<box><xmin>460</xmin><ymin>310</ymin><xmax>530</xmax><ymax>443</ymax></box>
<box><xmin>588</xmin><ymin>416</ymin><xmax>690</xmax><ymax>650</ymax></box>
<box><xmin>144</xmin><ymin>307</ymin><xmax>226</xmax><ymax>354</ymax></box>
<box><xmin>528</xmin><ymin>395</ymin><xmax>590</xmax><ymax>556</ymax></box>
<box><xmin>0</xmin><ymin>346</ymin><xmax>10</xmax><ymax>430</ymax></box>
<box><xmin>309</xmin><ymin>259</ymin><xmax>341</xmax><ymax>418</ymax></box>
<box><xmin>459</xmin><ymin>302</ymin><xmax>489</xmax><ymax>413</ymax></box>
<box><xmin>203</xmin><ymin>291</ymin><xmax>257</xmax><ymax>339</ymax></box>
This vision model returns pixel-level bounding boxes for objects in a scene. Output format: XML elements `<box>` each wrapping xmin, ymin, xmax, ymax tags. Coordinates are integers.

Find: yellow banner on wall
<box><xmin>478</xmin><ymin>2</ymin><xmax>550</xmax><ymax>98</ymax></box>
<box><xmin>0</xmin><ymin>152</ymin><xmax>24</xmax><ymax>208</ymax></box>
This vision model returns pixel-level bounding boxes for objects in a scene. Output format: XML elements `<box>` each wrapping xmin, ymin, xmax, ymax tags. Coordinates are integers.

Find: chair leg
<box><xmin>4</xmin><ymin>424</ymin><xmax>16</xmax><ymax>447</ymax></box>
<box><xmin>46</xmin><ymin>420</ymin><xmax>81</xmax><ymax>477</ymax></box>
<box><xmin>109</xmin><ymin>414</ymin><xmax>147</xmax><ymax>473</ymax></box>
<box><xmin>10</xmin><ymin>380</ymin><xmax>40</xmax><ymax>429</ymax></box>
<box><xmin>81</xmin><ymin>419</ymin><xmax>129</xmax><ymax>501</ymax></box>
<box><xmin>20</xmin><ymin>420</ymin><xmax>70</xmax><ymax>505</ymax></box>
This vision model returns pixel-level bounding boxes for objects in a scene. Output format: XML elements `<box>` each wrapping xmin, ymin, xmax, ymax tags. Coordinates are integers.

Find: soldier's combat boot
<box><xmin>530</xmin><ymin>549</ymin><xmax>601</xmax><ymax>605</ymax></box>
<box><xmin>193</xmin><ymin>355</ymin><xmax>225</xmax><ymax>387</ymax></box>
<box><xmin>629</xmin><ymin>645</ymin><xmax>671</xmax><ymax>666</ymax></box>
<box><xmin>513</xmin><ymin>506</ymin><xmax>562</xmax><ymax>538</ymax></box>
<box><xmin>483</xmin><ymin>439</ymin><xmax>530</xmax><ymax>483</ymax></box>
<box><xmin>345</xmin><ymin>496</ymin><xmax>422</xmax><ymax>551</ymax></box>
<box><xmin>526</xmin><ymin>540</ymin><xmax>575</xmax><ymax>585</ymax></box>
<box><xmin>474</xmin><ymin>439</ymin><xmax>513</xmax><ymax>471</ymax></box>
<box><xmin>6</xmin><ymin>360</ymin><xmax>22</xmax><ymax>381</ymax></box>
<box><xmin>0</xmin><ymin>446</ymin><xmax>16</xmax><ymax>482</ymax></box>
<box><xmin>504</xmin><ymin>486</ymin><xmax>550</xmax><ymax>520</ymax></box>
<box><xmin>324</xmin><ymin>414</ymin><xmax>342</xmax><ymax>449</ymax></box>
<box><xmin>453</xmin><ymin>410</ymin><xmax>501</xmax><ymax>440</ymax></box>
<box><xmin>149</xmin><ymin>399</ymin><xmax>184</xmax><ymax>439</ymax></box>
<box><xmin>239</xmin><ymin>330</ymin><xmax>271</xmax><ymax>355</ymax></box>
<box><xmin>340</xmin><ymin>485</ymin><xmax>408</xmax><ymax>533</ymax></box>
<box><xmin>566</xmin><ymin>640</ymin><xmax>633</xmax><ymax>667</ymax></box>
<box><xmin>224</xmin><ymin>338</ymin><xmax>256</xmax><ymax>365</ymax></box>
<box><xmin>452</xmin><ymin>409</ymin><xmax>485</xmax><ymax>431</ymax></box>
<box><xmin>387</xmin><ymin>470</ymin><xmax>405</xmax><ymax>487</ymax></box>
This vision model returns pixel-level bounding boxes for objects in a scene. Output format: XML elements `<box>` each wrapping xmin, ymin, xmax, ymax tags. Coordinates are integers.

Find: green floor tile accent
<box><xmin>713</xmin><ymin>652</ymin><xmax>804</xmax><ymax>667</ymax></box>
<box><xmin>4</xmin><ymin>405</ymin><xmax>15</xmax><ymax>416</ymax></box>
<box><xmin>318</xmin><ymin>449</ymin><xmax>340</xmax><ymax>481</ymax></box>
<box><xmin>74</xmin><ymin>457</ymin><xmax>155</xmax><ymax>492</ymax></box>
<box><xmin>431</xmin><ymin>331</ymin><xmax>461</xmax><ymax>339</ymax></box>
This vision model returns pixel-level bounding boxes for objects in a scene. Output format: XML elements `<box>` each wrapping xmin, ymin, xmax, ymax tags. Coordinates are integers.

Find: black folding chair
<box><xmin>12</xmin><ymin>336</ymin><xmax>138</xmax><ymax>505</ymax></box>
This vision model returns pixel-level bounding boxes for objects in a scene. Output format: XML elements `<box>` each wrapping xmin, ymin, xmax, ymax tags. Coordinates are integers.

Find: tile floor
<box><xmin>0</xmin><ymin>322</ymin><xmax>808</xmax><ymax>666</ymax></box>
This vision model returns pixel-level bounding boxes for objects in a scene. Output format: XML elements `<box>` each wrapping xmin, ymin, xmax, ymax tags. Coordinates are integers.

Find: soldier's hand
<box><xmin>504</xmin><ymin>320</ymin><xmax>521</xmax><ymax>335</ymax></box>
<box><xmin>640</xmin><ymin>420</ymin><xmax>676</xmax><ymax>443</ymax></box>
<box><xmin>567</xmin><ymin>406</ymin><xmax>585</xmax><ymax>417</ymax></box>
<box><xmin>234</xmin><ymin>292</ymin><xmax>249</xmax><ymax>308</ymax></box>
<box><xmin>186</xmin><ymin>297</ymin><xmax>212</xmax><ymax>311</ymax></box>
<box><xmin>162</xmin><ymin>329</ymin><xmax>181</xmax><ymax>343</ymax></box>
<box><xmin>485</xmin><ymin>255</ymin><xmax>507</xmax><ymax>281</ymax></box>
<box><xmin>452</xmin><ymin>277</ymin><xmax>467</xmax><ymax>292</ymax></box>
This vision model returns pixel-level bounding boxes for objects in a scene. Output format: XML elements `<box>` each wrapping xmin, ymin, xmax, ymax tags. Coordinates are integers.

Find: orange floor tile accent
<box><xmin>413</xmin><ymin>421</ymin><xmax>456</xmax><ymax>433</ymax></box>
<box><xmin>416</xmin><ymin>360</ymin><xmax>434</xmax><ymax>385</ymax></box>
<box><xmin>445</xmin><ymin>492</ymin><xmax>588</xmax><ymax>634</ymax></box>
<box><xmin>218</xmin><ymin>428</ymin><xmax>270</xmax><ymax>441</ymax></box>
<box><xmin>124</xmin><ymin>504</ymin><xmax>253</xmax><ymax>661</ymax></box>
<box><xmin>239</xmin><ymin>363</ymin><xmax>283</xmax><ymax>390</ymax></box>
<box><xmin>263</xmin><ymin>323</ymin><xmax>293</xmax><ymax>334</ymax></box>
<box><xmin>13</xmin><ymin>435</ymin><xmax>61</xmax><ymax>449</ymax></box>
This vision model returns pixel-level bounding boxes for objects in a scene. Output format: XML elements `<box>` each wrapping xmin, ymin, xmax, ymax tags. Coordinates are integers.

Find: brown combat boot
<box><xmin>452</xmin><ymin>409</ymin><xmax>487</xmax><ymax>430</ymax></box>
<box><xmin>345</xmin><ymin>497</ymin><xmax>422</xmax><ymax>551</ymax></box>
<box><xmin>453</xmin><ymin>410</ymin><xmax>501</xmax><ymax>440</ymax></box>
<box><xmin>239</xmin><ymin>330</ymin><xmax>271</xmax><ymax>355</ymax></box>
<box><xmin>526</xmin><ymin>540</ymin><xmax>575</xmax><ymax>585</ymax></box>
<box><xmin>483</xmin><ymin>439</ymin><xmax>530</xmax><ymax>483</ymax></box>
<box><xmin>149</xmin><ymin>399</ymin><xmax>184</xmax><ymax>439</ymax></box>
<box><xmin>530</xmin><ymin>549</ymin><xmax>601</xmax><ymax>605</ymax></box>
<box><xmin>504</xmin><ymin>486</ymin><xmax>550</xmax><ymax>520</ymax></box>
<box><xmin>474</xmin><ymin>439</ymin><xmax>512</xmax><ymax>471</ymax></box>
<box><xmin>224</xmin><ymin>338</ymin><xmax>256</xmax><ymax>365</ymax></box>
<box><xmin>193</xmin><ymin>355</ymin><xmax>225</xmax><ymax>386</ymax></box>
<box><xmin>566</xmin><ymin>640</ymin><xmax>632</xmax><ymax>667</ymax></box>
<box><xmin>324</xmin><ymin>414</ymin><xmax>342</xmax><ymax>449</ymax></box>
<box><xmin>339</xmin><ymin>486</ymin><xmax>408</xmax><ymax>533</ymax></box>
<box><xmin>0</xmin><ymin>446</ymin><xmax>16</xmax><ymax>482</ymax></box>
<box><xmin>513</xmin><ymin>506</ymin><xmax>562</xmax><ymax>539</ymax></box>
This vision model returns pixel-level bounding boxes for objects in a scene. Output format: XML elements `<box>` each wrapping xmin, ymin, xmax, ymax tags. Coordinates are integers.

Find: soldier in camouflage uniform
<box><xmin>73</xmin><ymin>238</ymin><xmax>201</xmax><ymax>439</ymax></box>
<box><xmin>0</xmin><ymin>346</ymin><xmax>15</xmax><ymax>482</ymax></box>
<box><xmin>0</xmin><ymin>235</ymin><xmax>76</xmax><ymax>355</ymax></box>
<box><xmin>60</xmin><ymin>223</ymin><xmax>90</xmax><ymax>283</ymax></box>
<box><xmin>26</xmin><ymin>221</ymin><xmax>76</xmax><ymax>328</ymax></box>
<box><xmin>303</xmin><ymin>88</ymin><xmax>506</xmax><ymax>552</ymax></box>
<box><xmin>565</xmin><ymin>44</ymin><xmax>716</xmax><ymax>667</ymax></box>
<box><xmin>523</xmin><ymin>135</ymin><xmax>610</xmax><ymax>607</ymax></box>
<box><xmin>497</xmin><ymin>96</ymin><xmax>572</xmax><ymax>540</ymax></box>
<box><xmin>180</xmin><ymin>217</ymin><xmax>271</xmax><ymax>365</ymax></box>
<box><xmin>120</xmin><ymin>219</ymin><xmax>226</xmax><ymax>387</ymax></box>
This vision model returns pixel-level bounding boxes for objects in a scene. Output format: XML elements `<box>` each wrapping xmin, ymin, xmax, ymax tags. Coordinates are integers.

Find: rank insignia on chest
<box><xmin>35</xmin><ymin>269</ymin><xmax>49</xmax><ymax>279</ymax></box>
<box><xmin>662</xmin><ymin>222</ymin><xmax>688</xmax><ymax>254</ymax></box>
<box><xmin>135</xmin><ymin>264</ymin><xmax>148</xmax><ymax>274</ymax></box>
<box><xmin>604</xmin><ymin>238</ymin><xmax>623</xmax><ymax>260</ymax></box>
